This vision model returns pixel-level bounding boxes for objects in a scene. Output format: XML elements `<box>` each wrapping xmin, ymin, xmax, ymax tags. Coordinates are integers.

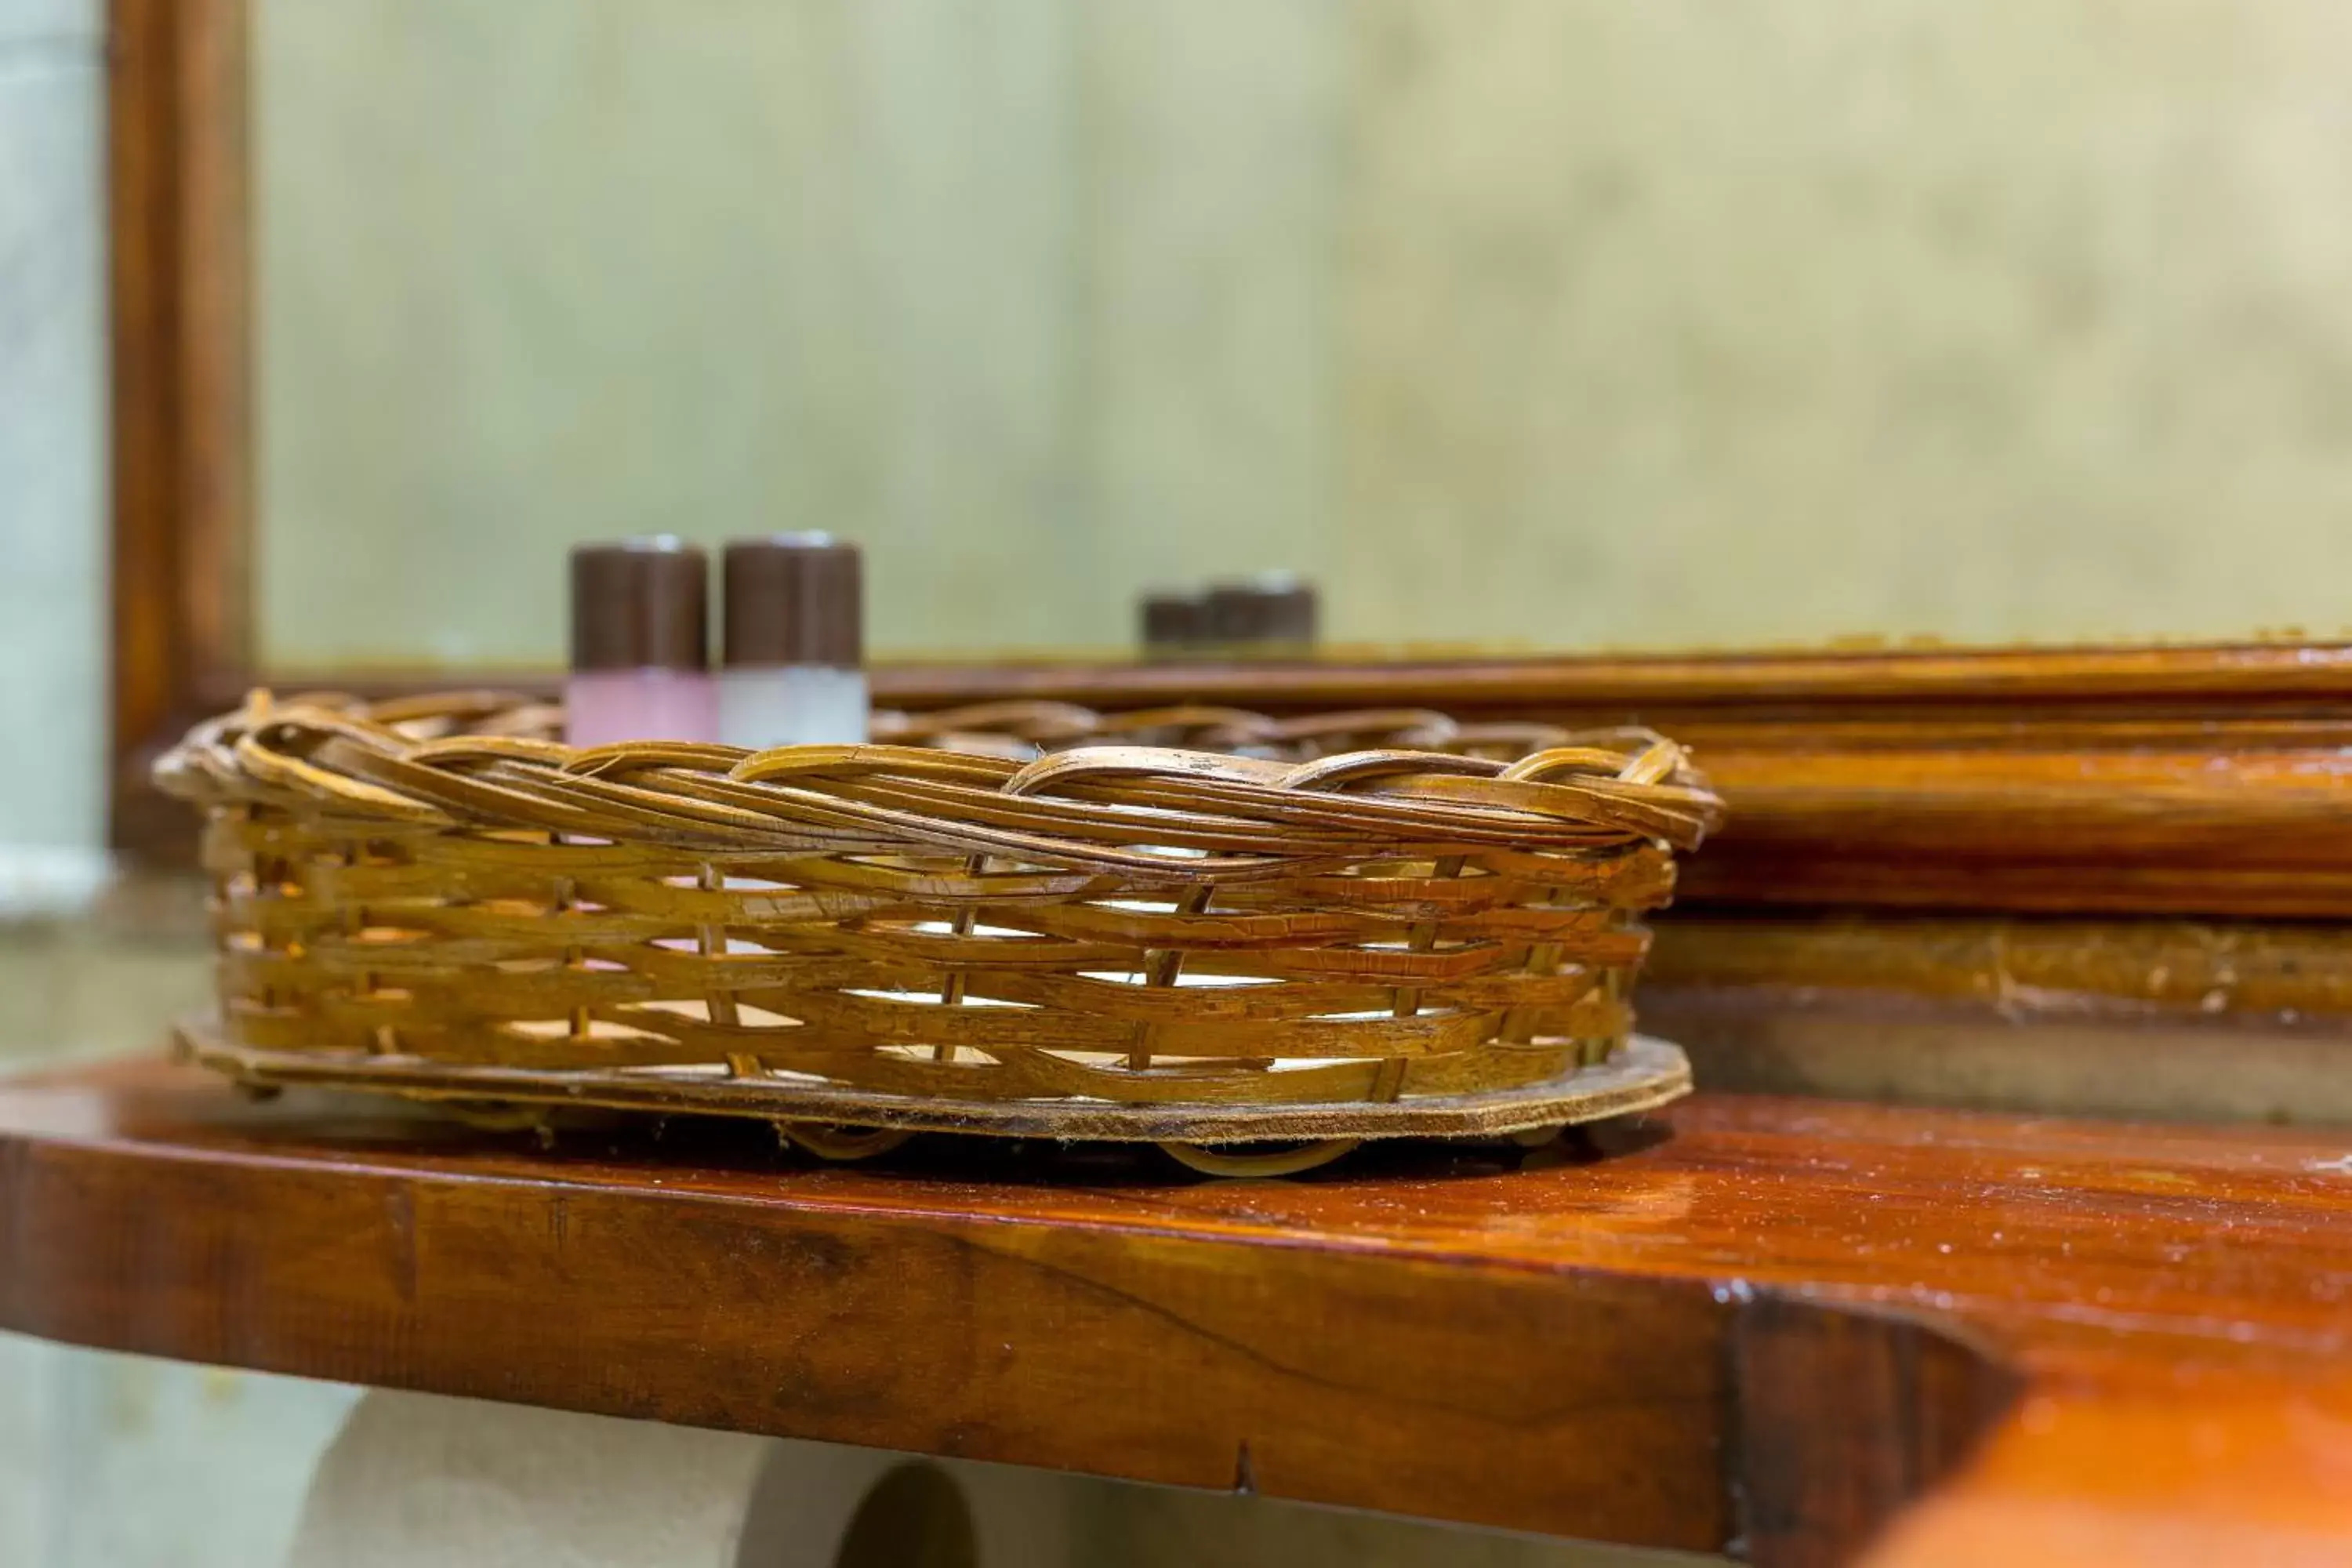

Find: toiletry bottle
<box><xmin>720</xmin><ymin>533</ymin><xmax>867</xmax><ymax>748</ymax></box>
<box><xmin>566</xmin><ymin>537</ymin><xmax>716</xmax><ymax>746</ymax></box>
<box><xmin>1138</xmin><ymin>590</ymin><xmax>1206</xmax><ymax>660</ymax></box>
<box><xmin>1203</xmin><ymin>572</ymin><xmax>1318</xmax><ymax>656</ymax></box>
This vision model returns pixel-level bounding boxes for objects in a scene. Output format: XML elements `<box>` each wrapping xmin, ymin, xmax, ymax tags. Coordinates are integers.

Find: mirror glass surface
<box><xmin>254</xmin><ymin>0</ymin><xmax>2352</xmax><ymax>672</ymax></box>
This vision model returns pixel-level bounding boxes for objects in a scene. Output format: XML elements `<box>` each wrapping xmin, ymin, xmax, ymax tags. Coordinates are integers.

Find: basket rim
<box><xmin>153</xmin><ymin>689</ymin><xmax>1726</xmax><ymax>864</ymax></box>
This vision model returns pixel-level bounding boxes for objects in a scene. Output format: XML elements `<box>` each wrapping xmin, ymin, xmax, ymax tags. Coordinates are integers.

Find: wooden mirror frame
<box><xmin>108</xmin><ymin>0</ymin><xmax>2352</xmax><ymax>927</ymax></box>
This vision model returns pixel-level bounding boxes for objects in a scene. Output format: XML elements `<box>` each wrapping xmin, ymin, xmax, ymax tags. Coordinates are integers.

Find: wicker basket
<box><xmin>158</xmin><ymin>691</ymin><xmax>1722</xmax><ymax>1173</ymax></box>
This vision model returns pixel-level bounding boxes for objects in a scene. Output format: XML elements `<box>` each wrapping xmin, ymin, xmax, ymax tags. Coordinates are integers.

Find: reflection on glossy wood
<box><xmin>1649</xmin><ymin>913</ymin><xmax>2352</xmax><ymax>1023</ymax></box>
<box><xmin>4</xmin><ymin>1060</ymin><xmax>2350</xmax><ymax>1566</ymax></box>
<box><xmin>1642</xmin><ymin>913</ymin><xmax>2352</xmax><ymax>1127</ymax></box>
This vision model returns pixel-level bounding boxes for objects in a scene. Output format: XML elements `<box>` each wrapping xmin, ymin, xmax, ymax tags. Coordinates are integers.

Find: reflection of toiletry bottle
<box><xmin>1138</xmin><ymin>590</ymin><xmax>1205</xmax><ymax>660</ymax></box>
<box><xmin>1203</xmin><ymin>572</ymin><xmax>1318</xmax><ymax>656</ymax></box>
<box><xmin>566</xmin><ymin>538</ymin><xmax>717</xmax><ymax>746</ymax></box>
<box><xmin>720</xmin><ymin>533</ymin><xmax>867</xmax><ymax>748</ymax></box>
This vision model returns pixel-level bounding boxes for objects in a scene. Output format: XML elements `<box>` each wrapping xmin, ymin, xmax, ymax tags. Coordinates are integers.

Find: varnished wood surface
<box><xmin>5</xmin><ymin>1061</ymin><xmax>2350</xmax><ymax>1565</ymax></box>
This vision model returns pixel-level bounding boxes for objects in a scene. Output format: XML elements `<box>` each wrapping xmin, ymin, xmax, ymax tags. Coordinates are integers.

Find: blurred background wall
<box><xmin>256</xmin><ymin>0</ymin><xmax>2352</xmax><ymax>667</ymax></box>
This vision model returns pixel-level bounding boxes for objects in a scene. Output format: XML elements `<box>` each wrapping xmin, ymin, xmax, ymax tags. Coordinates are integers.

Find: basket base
<box><xmin>173</xmin><ymin>1015</ymin><xmax>1690</xmax><ymax>1146</ymax></box>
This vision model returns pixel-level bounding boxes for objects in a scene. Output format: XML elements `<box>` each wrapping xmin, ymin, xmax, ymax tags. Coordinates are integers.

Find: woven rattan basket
<box><xmin>159</xmin><ymin>691</ymin><xmax>1722</xmax><ymax>1174</ymax></box>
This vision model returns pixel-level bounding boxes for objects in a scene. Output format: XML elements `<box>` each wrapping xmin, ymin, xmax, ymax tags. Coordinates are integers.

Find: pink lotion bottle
<box><xmin>565</xmin><ymin>538</ymin><xmax>717</xmax><ymax>746</ymax></box>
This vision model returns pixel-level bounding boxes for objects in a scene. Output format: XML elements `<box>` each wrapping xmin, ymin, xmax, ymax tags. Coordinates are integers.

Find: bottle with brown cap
<box><xmin>1202</xmin><ymin>572</ymin><xmax>1318</xmax><ymax>656</ymax></box>
<box><xmin>718</xmin><ymin>533</ymin><xmax>867</xmax><ymax>749</ymax></box>
<box><xmin>1138</xmin><ymin>590</ymin><xmax>1207</xmax><ymax>660</ymax></box>
<box><xmin>567</xmin><ymin>537</ymin><xmax>716</xmax><ymax>746</ymax></box>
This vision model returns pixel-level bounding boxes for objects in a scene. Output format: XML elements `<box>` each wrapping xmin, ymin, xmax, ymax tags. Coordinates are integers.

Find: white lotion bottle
<box><xmin>718</xmin><ymin>533</ymin><xmax>867</xmax><ymax>749</ymax></box>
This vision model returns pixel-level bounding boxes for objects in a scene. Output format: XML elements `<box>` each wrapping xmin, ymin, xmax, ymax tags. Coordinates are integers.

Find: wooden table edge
<box><xmin>3</xmin><ymin>1058</ymin><xmax>2349</xmax><ymax>1568</ymax></box>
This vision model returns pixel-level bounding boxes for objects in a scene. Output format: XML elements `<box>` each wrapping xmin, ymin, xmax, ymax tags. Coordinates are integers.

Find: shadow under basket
<box><xmin>159</xmin><ymin>692</ymin><xmax>1724</xmax><ymax>1175</ymax></box>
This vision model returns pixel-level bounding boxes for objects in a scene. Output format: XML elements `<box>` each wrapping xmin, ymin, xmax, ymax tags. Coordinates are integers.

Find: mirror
<box><xmin>252</xmin><ymin>0</ymin><xmax>2352</xmax><ymax>673</ymax></box>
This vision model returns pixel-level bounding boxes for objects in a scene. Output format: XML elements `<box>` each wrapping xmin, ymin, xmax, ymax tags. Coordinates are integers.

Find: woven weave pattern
<box><xmin>158</xmin><ymin>691</ymin><xmax>1721</xmax><ymax>1120</ymax></box>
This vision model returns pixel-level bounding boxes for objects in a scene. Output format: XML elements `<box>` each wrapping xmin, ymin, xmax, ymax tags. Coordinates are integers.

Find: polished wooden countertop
<box><xmin>1</xmin><ymin>1058</ymin><xmax>2347</xmax><ymax>1567</ymax></box>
